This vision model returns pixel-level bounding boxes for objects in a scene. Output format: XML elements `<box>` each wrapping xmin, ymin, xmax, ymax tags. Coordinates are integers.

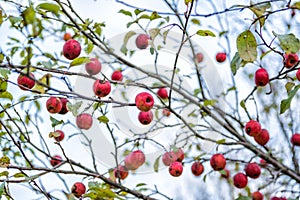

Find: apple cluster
<box><xmin>16</xmin><ymin>30</ymin><xmax>300</xmax><ymax>199</ymax></box>
<box><xmin>233</xmin><ymin>162</ymin><xmax>261</xmax><ymax>189</ymax></box>
<box><xmin>254</xmin><ymin>53</ymin><xmax>300</xmax><ymax>87</ymax></box>
<box><xmin>161</xmin><ymin>148</ymin><xmax>185</xmax><ymax>177</ymax></box>
<box><xmin>135</xmin><ymin>92</ymin><xmax>155</xmax><ymax>125</ymax></box>
<box><xmin>245</xmin><ymin>120</ymin><xmax>270</xmax><ymax>146</ymax></box>
<box><xmin>110</xmin><ymin>150</ymin><xmax>146</xmax><ymax>181</ymax></box>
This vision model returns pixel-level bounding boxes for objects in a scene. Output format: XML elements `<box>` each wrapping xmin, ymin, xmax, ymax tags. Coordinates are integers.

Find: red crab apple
<box><xmin>138</xmin><ymin>111</ymin><xmax>153</xmax><ymax>125</ymax></box>
<box><xmin>58</xmin><ymin>98</ymin><xmax>69</xmax><ymax>114</ymax></box>
<box><xmin>76</xmin><ymin>113</ymin><xmax>93</xmax><ymax>130</ymax></box>
<box><xmin>245</xmin><ymin>120</ymin><xmax>261</xmax><ymax>137</ymax></box>
<box><xmin>260</xmin><ymin>159</ymin><xmax>268</xmax><ymax>168</ymax></box>
<box><xmin>63</xmin><ymin>33</ymin><xmax>72</xmax><ymax>41</ymax></box>
<box><xmin>196</xmin><ymin>52</ymin><xmax>204</xmax><ymax>63</ymax></box>
<box><xmin>111</xmin><ymin>70</ymin><xmax>123</xmax><ymax>81</ymax></box>
<box><xmin>245</xmin><ymin>162</ymin><xmax>261</xmax><ymax>179</ymax></box>
<box><xmin>124</xmin><ymin>150</ymin><xmax>146</xmax><ymax>170</ymax></box>
<box><xmin>271</xmin><ymin>197</ymin><xmax>287</xmax><ymax>200</ymax></box>
<box><xmin>296</xmin><ymin>69</ymin><xmax>300</xmax><ymax>81</ymax></box>
<box><xmin>53</xmin><ymin>130</ymin><xmax>65</xmax><ymax>142</ymax></box>
<box><xmin>162</xmin><ymin>151</ymin><xmax>177</xmax><ymax>166</ymax></box>
<box><xmin>135</xmin><ymin>34</ymin><xmax>150</xmax><ymax>49</ymax></box>
<box><xmin>169</xmin><ymin>161</ymin><xmax>183</xmax><ymax>177</ymax></box>
<box><xmin>17</xmin><ymin>73</ymin><xmax>35</xmax><ymax>90</ymax></box>
<box><xmin>291</xmin><ymin>133</ymin><xmax>300</xmax><ymax>146</ymax></box>
<box><xmin>254</xmin><ymin>129</ymin><xmax>270</xmax><ymax>146</ymax></box>
<box><xmin>252</xmin><ymin>191</ymin><xmax>264</xmax><ymax>200</ymax></box>
<box><xmin>63</xmin><ymin>39</ymin><xmax>81</xmax><ymax>60</ymax></box>
<box><xmin>50</xmin><ymin>155</ymin><xmax>62</xmax><ymax>167</ymax></box>
<box><xmin>71</xmin><ymin>182</ymin><xmax>86</xmax><ymax>198</ymax></box>
<box><xmin>284</xmin><ymin>53</ymin><xmax>299</xmax><ymax>68</ymax></box>
<box><xmin>291</xmin><ymin>9</ymin><xmax>296</xmax><ymax>17</ymax></box>
<box><xmin>46</xmin><ymin>97</ymin><xmax>62</xmax><ymax>114</ymax></box>
<box><xmin>191</xmin><ymin>161</ymin><xmax>204</xmax><ymax>176</ymax></box>
<box><xmin>216</xmin><ymin>52</ymin><xmax>226</xmax><ymax>63</ymax></box>
<box><xmin>162</xmin><ymin>108</ymin><xmax>171</xmax><ymax>117</ymax></box>
<box><xmin>221</xmin><ymin>169</ymin><xmax>230</xmax><ymax>179</ymax></box>
<box><xmin>233</xmin><ymin>172</ymin><xmax>248</xmax><ymax>188</ymax></box>
<box><xmin>174</xmin><ymin>148</ymin><xmax>184</xmax><ymax>162</ymax></box>
<box><xmin>255</xmin><ymin>68</ymin><xmax>269</xmax><ymax>87</ymax></box>
<box><xmin>210</xmin><ymin>153</ymin><xmax>226</xmax><ymax>171</ymax></box>
<box><xmin>114</xmin><ymin>165</ymin><xmax>129</xmax><ymax>180</ymax></box>
<box><xmin>85</xmin><ymin>58</ymin><xmax>101</xmax><ymax>75</ymax></box>
<box><xmin>157</xmin><ymin>88</ymin><xmax>168</xmax><ymax>99</ymax></box>
<box><xmin>135</xmin><ymin>92</ymin><xmax>154</xmax><ymax>111</ymax></box>
<box><xmin>93</xmin><ymin>80</ymin><xmax>111</xmax><ymax>98</ymax></box>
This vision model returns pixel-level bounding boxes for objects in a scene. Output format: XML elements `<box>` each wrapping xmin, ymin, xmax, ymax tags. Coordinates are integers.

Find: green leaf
<box><xmin>280</xmin><ymin>85</ymin><xmax>300</xmax><ymax>114</ymax></box>
<box><xmin>260</xmin><ymin>49</ymin><xmax>272</xmax><ymax>60</ymax></box>
<box><xmin>118</xmin><ymin>9</ymin><xmax>132</xmax><ymax>17</ymax></box>
<box><xmin>219</xmin><ymin>31</ymin><xmax>228</xmax><ymax>37</ymax></box>
<box><xmin>203</xmin><ymin>174</ymin><xmax>207</xmax><ymax>182</ymax></box>
<box><xmin>120</xmin><ymin>45</ymin><xmax>128</xmax><ymax>56</ymax></box>
<box><xmin>123</xmin><ymin>31</ymin><xmax>136</xmax><ymax>47</ymax></box>
<box><xmin>13</xmin><ymin>172</ymin><xmax>26</xmax><ymax>178</ymax></box>
<box><xmin>194</xmin><ymin>88</ymin><xmax>202</xmax><ymax>96</ymax></box>
<box><xmin>153</xmin><ymin>155</ymin><xmax>161</xmax><ymax>172</ymax></box>
<box><xmin>149</xmin><ymin>28</ymin><xmax>160</xmax><ymax>40</ymax></box>
<box><xmin>98</xmin><ymin>116</ymin><xmax>109</xmax><ymax>124</ymax></box>
<box><xmin>196</xmin><ymin>30</ymin><xmax>216</xmax><ymax>37</ymax></box>
<box><xmin>237</xmin><ymin>30</ymin><xmax>257</xmax><ymax>62</ymax></box>
<box><xmin>204</xmin><ymin>99</ymin><xmax>217</xmax><ymax>106</ymax></box>
<box><xmin>216</xmin><ymin>139</ymin><xmax>226</xmax><ymax>144</ymax></box>
<box><xmin>32</xmin><ymin>73</ymin><xmax>52</xmax><ymax>94</ymax></box>
<box><xmin>150</xmin><ymin>47</ymin><xmax>155</xmax><ymax>55</ymax></box>
<box><xmin>285</xmin><ymin>82</ymin><xmax>295</xmax><ymax>93</ymax></box>
<box><xmin>219</xmin><ymin>169</ymin><xmax>227</xmax><ymax>175</ymax></box>
<box><xmin>50</xmin><ymin>116</ymin><xmax>64</xmax><ymax>127</ymax></box>
<box><xmin>0</xmin><ymin>181</ymin><xmax>5</xmax><ymax>196</ymax></box>
<box><xmin>0</xmin><ymin>69</ymin><xmax>10</xmax><ymax>79</ymax></box>
<box><xmin>249</xmin><ymin>2</ymin><xmax>270</xmax><ymax>27</ymax></box>
<box><xmin>67</xmin><ymin>101</ymin><xmax>82</xmax><ymax>116</ymax></box>
<box><xmin>162</xmin><ymin>29</ymin><xmax>170</xmax><ymax>44</ymax></box>
<box><xmin>37</xmin><ymin>3</ymin><xmax>60</xmax><ymax>16</ymax></box>
<box><xmin>235</xmin><ymin>196</ymin><xmax>251</xmax><ymax>200</ymax></box>
<box><xmin>126</xmin><ymin>21</ymin><xmax>136</xmax><ymax>28</ymax></box>
<box><xmin>0</xmin><ymin>79</ymin><xmax>7</xmax><ymax>92</ymax></box>
<box><xmin>22</xmin><ymin>6</ymin><xmax>36</xmax><ymax>25</ymax></box>
<box><xmin>85</xmin><ymin>42</ymin><xmax>94</xmax><ymax>55</ymax></box>
<box><xmin>191</xmin><ymin>18</ymin><xmax>200</xmax><ymax>25</ymax></box>
<box><xmin>8</xmin><ymin>16</ymin><xmax>22</xmax><ymax>25</ymax></box>
<box><xmin>185</xmin><ymin>0</ymin><xmax>193</xmax><ymax>5</ymax></box>
<box><xmin>49</xmin><ymin>131</ymin><xmax>61</xmax><ymax>138</ymax></box>
<box><xmin>240</xmin><ymin>99</ymin><xmax>246</xmax><ymax>110</ymax></box>
<box><xmin>70</xmin><ymin>57</ymin><xmax>90</xmax><ymax>67</ymax></box>
<box><xmin>0</xmin><ymin>92</ymin><xmax>13</xmax><ymax>101</ymax></box>
<box><xmin>0</xmin><ymin>53</ymin><xmax>4</xmax><ymax>64</ymax></box>
<box><xmin>136</xmin><ymin>183</ymin><xmax>147</xmax><ymax>187</ymax></box>
<box><xmin>0</xmin><ymin>156</ymin><xmax>10</xmax><ymax>168</ymax></box>
<box><xmin>0</xmin><ymin>10</ymin><xmax>3</xmax><ymax>26</ymax></box>
<box><xmin>293</xmin><ymin>2</ymin><xmax>300</xmax><ymax>9</ymax></box>
<box><xmin>0</xmin><ymin>171</ymin><xmax>8</xmax><ymax>177</ymax></box>
<box><xmin>274</xmin><ymin>32</ymin><xmax>300</xmax><ymax>54</ymax></box>
<box><xmin>138</xmin><ymin>14</ymin><xmax>150</xmax><ymax>20</ymax></box>
<box><xmin>84</xmin><ymin>187</ymin><xmax>123</xmax><ymax>199</ymax></box>
<box><xmin>134</xmin><ymin>9</ymin><xmax>144</xmax><ymax>15</ymax></box>
<box><xmin>150</xmin><ymin>12</ymin><xmax>161</xmax><ymax>20</ymax></box>
<box><xmin>230</xmin><ymin>52</ymin><xmax>242</xmax><ymax>75</ymax></box>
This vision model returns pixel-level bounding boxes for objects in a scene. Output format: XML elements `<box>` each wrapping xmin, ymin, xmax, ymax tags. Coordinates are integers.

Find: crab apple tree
<box><xmin>0</xmin><ymin>0</ymin><xmax>300</xmax><ymax>200</ymax></box>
